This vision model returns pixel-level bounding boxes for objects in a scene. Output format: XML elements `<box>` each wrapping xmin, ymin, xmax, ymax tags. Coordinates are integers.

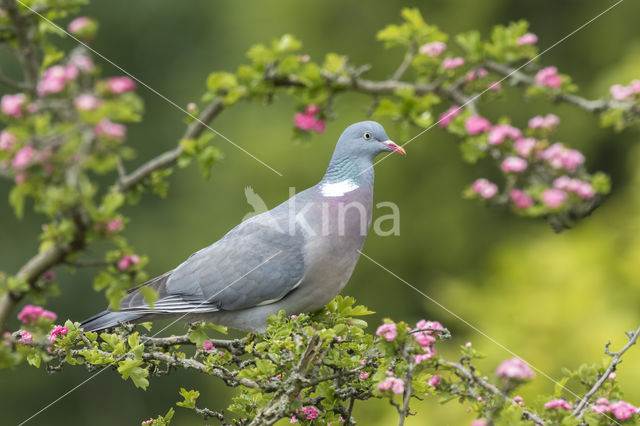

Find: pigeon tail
<box><xmin>81</xmin><ymin>310</ymin><xmax>143</xmax><ymax>332</ymax></box>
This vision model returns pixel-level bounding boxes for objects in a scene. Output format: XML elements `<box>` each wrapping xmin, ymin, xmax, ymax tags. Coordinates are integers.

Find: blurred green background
<box><xmin>2</xmin><ymin>0</ymin><xmax>640</xmax><ymax>424</ymax></box>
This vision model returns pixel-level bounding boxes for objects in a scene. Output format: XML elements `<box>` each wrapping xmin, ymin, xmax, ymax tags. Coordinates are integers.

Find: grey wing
<box><xmin>115</xmin><ymin>212</ymin><xmax>305</xmax><ymax>314</ymax></box>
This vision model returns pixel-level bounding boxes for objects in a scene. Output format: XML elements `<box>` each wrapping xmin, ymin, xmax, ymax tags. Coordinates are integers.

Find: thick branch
<box><xmin>572</xmin><ymin>324</ymin><xmax>640</xmax><ymax>418</ymax></box>
<box><xmin>1</xmin><ymin>0</ymin><xmax>39</xmax><ymax>93</ymax></box>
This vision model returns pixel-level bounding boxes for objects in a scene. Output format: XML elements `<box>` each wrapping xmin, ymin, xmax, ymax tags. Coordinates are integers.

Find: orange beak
<box><xmin>382</xmin><ymin>140</ymin><xmax>406</xmax><ymax>156</ymax></box>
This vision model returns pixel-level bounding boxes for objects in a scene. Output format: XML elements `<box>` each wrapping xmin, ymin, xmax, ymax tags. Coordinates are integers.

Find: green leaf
<box><xmin>117</xmin><ymin>358</ymin><xmax>149</xmax><ymax>389</ymax></box>
<box><xmin>323</xmin><ymin>53</ymin><xmax>347</xmax><ymax>74</ymax></box>
<box><xmin>189</xmin><ymin>328</ymin><xmax>210</xmax><ymax>346</ymax></box>
<box><xmin>9</xmin><ymin>184</ymin><xmax>29</xmax><ymax>219</ymax></box>
<box><xmin>207</xmin><ymin>72</ymin><xmax>238</xmax><ymax>93</ymax></box>
<box><xmin>176</xmin><ymin>388</ymin><xmax>200</xmax><ymax>409</ymax></box>
<box><xmin>273</xmin><ymin>34</ymin><xmax>302</xmax><ymax>53</ymax></box>
<box><xmin>27</xmin><ymin>353</ymin><xmax>41</xmax><ymax>368</ymax></box>
<box><xmin>139</xmin><ymin>286</ymin><xmax>158</xmax><ymax>308</ymax></box>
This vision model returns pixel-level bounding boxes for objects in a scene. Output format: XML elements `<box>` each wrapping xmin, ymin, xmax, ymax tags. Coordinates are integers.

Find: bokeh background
<box><xmin>2</xmin><ymin>0</ymin><xmax>640</xmax><ymax>424</ymax></box>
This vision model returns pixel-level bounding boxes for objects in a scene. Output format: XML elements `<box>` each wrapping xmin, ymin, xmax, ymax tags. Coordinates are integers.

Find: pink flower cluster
<box><xmin>501</xmin><ymin>156</ymin><xmax>527</xmax><ymax>173</ymax></box>
<box><xmin>107</xmin><ymin>77</ymin><xmax>137</xmax><ymax>94</ymax></box>
<box><xmin>438</xmin><ymin>105</ymin><xmax>461</xmax><ymax>128</ymax></box>
<box><xmin>49</xmin><ymin>325</ymin><xmax>68</xmax><ymax>343</ymax></box>
<box><xmin>12</xmin><ymin>145</ymin><xmax>35</xmax><ymax>169</ymax></box>
<box><xmin>442</xmin><ymin>57</ymin><xmax>465</xmax><ymax>70</ymax></box>
<box><xmin>95</xmin><ymin>119</ymin><xmax>126</xmax><ymax>141</ymax></box>
<box><xmin>419</xmin><ymin>41</ymin><xmax>446</xmax><ymax>57</ymax></box>
<box><xmin>535</xmin><ymin>66</ymin><xmax>562</xmax><ymax>88</ymax></box>
<box><xmin>510</xmin><ymin>189</ymin><xmax>533</xmax><ymax>208</ymax></box>
<box><xmin>75</xmin><ymin>94</ymin><xmax>102</xmax><ymax>111</ymax></box>
<box><xmin>427</xmin><ymin>374</ymin><xmax>441</xmax><ymax>387</ymax></box>
<box><xmin>202</xmin><ymin>341</ymin><xmax>215</xmax><ymax>352</ymax></box>
<box><xmin>496</xmin><ymin>358</ymin><xmax>535</xmax><ymax>380</ymax></box>
<box><xmin>117</xmin><ymin>254</ymin><xmax>140</xmax><ymax>271</ymax></box>
<box><xmin>514</xmin><ymin>137</ymin><xmax>537</xmax><ymax>157</ymax></box>
<box><xmin>377</xmin><ymin>376</ymin><xmax>404</xmax><ymax>394</ymax></box>
<box><xmin>471</xmin><ymin>178</ymin><xmax>498</xmax><ymax>199</ymax></box>
<box><xmin>529</xmin><ymin>114</ymin><xmax>559</xmax><ymax>129</ymax></box>
<box><xmin>465</xmin><ymin>68</ymin><xmax>488</xmax><ymax>82</ymax></box>
<box><xmin>413</xmin><ymin>319</ymin><xmax>442</xmax><ymax>364</ymax></box>
<box><xmin>592</xmin><ymin>399</ymin><xmax>638</xmax><ymax>420</ymax></box>
<box><xmin>470</xmin><ymin>420</ymin><xmax>487</xmax><ymax>426</ymax></box>
<box><xmin>1</xmin><ymin>93</ymin><xmax>26</xmax><ymax>118</ymax></box>
<box><xmin>544</xmin><ymin>398</ymin><xmax>572</xmax><ymax>411</ymax></box>
<box><xmin>68</xmin><ymin>17</ymin><xmax>92</xmax><ymax>33</ymax></box>
<box><xmin>541</xmin><ymin>189</ymin><xmax>566</xmax><ymax>208</ymax></box>
<box><xmin>540</xmin><ymin>142</ymin><xmax>585</xmax><ymax>171</ymax></box>
<box><xmin>37</xmin><ymin>64</ymin><xmax>79</xmax><ymax>97</ymax></box>
<box><xmin>17</xmin><ymin>304</ymin><xmax>57</xmax><ymax>324</ymax></box>
<box><xmin>488</xmin><ymin>124</ymin><xmax>521</xmax><ymax>145</ymax></box>
<box><xmin>610</xmin><ymin>80</ymin><xmax>640</xmax><ymax>101</ymax></box>
<box><xmin>376</xmin><ymin>322</ymin><xmax>397</xmax><ymax>342</ymax></box>
<box><xmin>553</xmin><ymin>176</ymin><xmax>594</xmax><ymax>199</ymax></box>
<box><xmin>69</xmin><ymin>55</ymin><xmax>95</xmax><ymax>72</ymax></box>
<box><xmin>294</xmin><ymin>105</ymin><xmax>326</xmax><ymax>133</ymax></box>
<box><xmin>299</xmin><ymin>406</ymin><xmax>319</xmax><ymax>420</ymax></box>
<box><xmin>465</xmin><ymin>116</ymin><xmax>491</xmax><ymax>135</ymax></box>
<box><xmin>107</xmin><ymin>219</ymin><xmax>123</xmax><ymax>232</ymax></box>
<box><xmin>359</xmin><ymin>371</ymin><xmax>369</xmax><ymax>379</ymax></box>
<box><xmin>517</xmin><ymin>33</ymin><xmax>538</xmax><ymax>45</ymax></box>
<box><xmin>0</xmin><ymin>130</ymin><xmax>17</xmax><ymax>151</ymax></box>
<box><xmin>19</xmin><ymin>330</ymin><xmax>33</xmax><ymax>343</ymax></box>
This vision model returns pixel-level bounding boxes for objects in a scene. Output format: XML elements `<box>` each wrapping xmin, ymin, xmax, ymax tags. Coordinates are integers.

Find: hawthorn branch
<box><xmin>1</xmin><ymin>0</ymin><xmax>40</xmax><ymax>93</ymax></box>
<box><xmin>439</xmin><ymin>359</ymin><xmax>545</xmax><ymax>425</ymax></box>
<box><xmin>572</xmin><ymin>324</ymin><xmax>640</xmax><ymax>418</ymax></box>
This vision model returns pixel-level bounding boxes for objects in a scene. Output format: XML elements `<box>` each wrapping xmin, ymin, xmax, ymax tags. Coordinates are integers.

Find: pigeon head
<box><xmin>332</xmin><ymin>121</ymin><xmax>405</xmax><ymax>161</ymax></box>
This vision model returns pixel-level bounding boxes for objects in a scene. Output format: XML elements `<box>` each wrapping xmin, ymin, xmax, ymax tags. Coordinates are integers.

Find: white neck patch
<box><xmin>320</xmin><ymin>179</ymin><xmax>359</xmax><ymax>197</ymax></box>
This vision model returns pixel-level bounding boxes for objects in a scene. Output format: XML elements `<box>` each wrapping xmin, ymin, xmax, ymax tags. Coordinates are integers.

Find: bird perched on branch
<box><xmin>82</xmin><ymin>121</ymin><xmax>405</xmax><ymax>333</ymax></box>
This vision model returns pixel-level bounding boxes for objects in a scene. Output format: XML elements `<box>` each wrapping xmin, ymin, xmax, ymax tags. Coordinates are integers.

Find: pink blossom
<box><xmin>117</xmin><ymin>254</ymin><xmax>140</xmax><ymax>271</ymax></box>
<box><xmin>299</xmin><ymin>54</ymin><xmax>310</xmax><ymax>62</ymax></box>
<box><xmin>471</xmin><ymin>178</ymin><xmax>498</xmax><ymax>199</ymax></box>
<box><xmin>541</xmin><ymin>189</ymin><xmax>566</xmax><ymax>208</ymax></box>
<box><xmin>496</xmin><ymin>358</ymin><xmax>535</xmax><ymax>379</ymax></box>
<box><xmin>12</xmin><ymin>145</ymin><xmax>35</xmax><ymax>169</ymax></box>
<box><xmin>535</xmin><ymin>66</ymin><xmax>562</xmax><ymax>88</ymax></box>
<box><xmin>70</xmin><ymin>55</ymin><xmax>94</xmax><ymax>72</ymax></box>
<box><xmin>442</xmin><ymin>57</ymin><xmax>465</xmax><ymax>69</ymax></box>
<box><xmin>597</xmin><ymin>398</ymin><xmax>610</xmax><ymax>405</ymax></box>
<box><xmin>294</xmin><ymin>113</ymin><xmax>316</xmax><ymax>131</ymax></box>
<box><xmin>1</xmin><ymin>93</ymin><xmax>26</xmax><ymax>118</ymax></box>
<box><xmin>360</xmin><ymin>359</ymin><xmax>366</xmax><ymax>365</ymax></box>
<box><xmin>65</xmin><ymin>64</ymin><xmax>79</xmax><ymax>80</ymax></box>
<box><xmin>108</xmin><ymin>76</ymin><xmax>137</xmax><ymax>94</ymax></box>
<box><xmin>301</xmin><ymin>406</ymin><xmax>319</xmax><ymax>420</ymax></box>
<box><xmin>377</xmin><ymin>377</ymin><xmax>404</xmax><ymax>394</ymax></box>
<box><xmin>68</xmin><ymin>17</ymin><xmax>91</xmax><ymax>33</ymax></box>
<box><xmin>74</xmin><ymin>94</ymin><xmax>102</xmax><ymax>111</ymax></box>
<box><xmin>0</xmin><ymin>130</ymin><xmax>17</xmax><ymax>151</ymax></box>
<box><xmin>610</xmin><ymin>84</ymin><xmax>633</xmax><ymax>101</ymax></box>
<box><xmin>202</xmin><ymin>341</ymin><xmax>215</xmax><ymax>352</ymax></box>
<box><xmin>488</xmin><ymin>124</ymin><xmax>521</xmax><ymax>145</ymax></box>
<box><xmin>529</xmin><ymin>114</ymin><xmax>560</xmax><ymax>129</ymax></box>
<box><xmin>414</xmin><ymin>348</ymin><xmax>436</xmax><ymax>365</ymax></box>
<box><xmin>290</xmin><ymin>416</ymin><xmax>298</xmax><ymax>423</ymax></box>
<box><xmin>477</xmin><ymin>68</ymin><xmax>488</xmax><ymax>78</ymax></box>
<box><xmin>17</xmin><ymin>304</ymin><xmax>58</xmax><ymax>324</ymax></box>
<box><xmin>186</xmin><ymin>102</ymin><xmax>197</xmax><ymax>112</ymax></box>
<box><xmin>465</xmin><ymin>342</ymin><xmax>472</xmax><ymax>348</ymax></box>
<box><xmin>419</xmin><ymin>41</ymin><xmax>446</xmax><ymax>57</ymax></box>
<box><xmin>376</xmin><ymin>323</ymin><xmax>397</xmax><ymax>342</ymax></box>
<box><xmin>359</xmin><ymin>371</ymin><xmax>369</xmax><ymax>379</ymax></box>
<box><xmin>19</xmin><ymin>330</ymin><xmax>33</xmax><ymax>342</ymax></box>
<box><xmin>517</xmin><ymin>33</ymin><xmax>538</xmax><ymax>45</ymax></box>
<box><xmin>544</xmin><ymin>398</ymin><xmax>572</xmax><ymax>410</ymax></box>
<box><xmin>501</xmin><ymin>156</ymin><xmax>528</xmax><ymax>173</ymax></box>
<box><xmin>514</xmin><ymin>138</ymin><xmax>537</xmax><ymax>157</ymax></box>
<box><xmin>465</xmin><ymin>71</ymin><xmax>478</xmax><ymax>82</ymax></box>
<box><xmin>608</xmin><ymin>372</ymin><xmax>616</xmax><ymax>379</ymax></box>
<box><xmin>15</xmin><ymin>172</ymin><xmax>27</xmax><ymax>184</ymax></box>
<box><xmin>427</xmin><ymin>375</ymin><xmax>441</xmax><ymax>387</ymax></box>
<box><xmin>540</xmin><ymin>143</ymin><xmax>584</xmax><ymax>171</ymax></box>
<box><xmin>305</xmin><ymin>105</ymin><xmax>321</xmax><ymax>115</ymax></box>
<box><xmin>513</xmin><ymin>396</ymin><xmax>524</xmax><ymax>405</ymax></box>
<box><xmin>488</xmin><ymin>81</ymin><xmax>501</xmax><ymax>91</ymax></box>
<box><xmin>49</xmin><ymin>325</ymin><xmax>69</xmax><ymax>343</ymax></box>
<box><xmin>95</xmin><ymin>119</ymin><xmax>126</xmax><ymax>141</ymax></box>
<box><xmin>470</xmin><ymin>420</ymin><xmax>487</xmax><ymax>426</ymax></box>
<box><xmin>312</xmin><ymin>119</ymin><xmax>326</xmax><ymax>134</ymax></box>
<box><xmin>438</xmin><ymin>105</ymin><xmax>461</xmax><ymax>127</ymax></box>
<box><xmin>510</xmin><ymin>189</ymin><xmax>533</xmax><ymax>208</ymax></box>
<box><xmin>41</xmin><ymin>270</ymin><xmax>56</xmax><ymax>281</ymax></box>
<box><xmin>608</xmin><ymin>401</ymin><xmax>637</xmax><ymax>420</ymax></box>
<box><xmin>465</xmin><ymin>116</ymin><xmax>491</xmax><ymax>135</ymax></box>
<box><xmin>37</xmin><ymin>65</ymin><xmax>73</xmax><ymax>97</ymax></box>
<box><xmin>592</xmin><ymin>402</ymin><xmax>609</xmax><ymax>414</ymax></box>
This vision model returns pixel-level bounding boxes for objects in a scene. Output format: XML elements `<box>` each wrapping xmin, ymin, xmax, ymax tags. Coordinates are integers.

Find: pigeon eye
<box><xmin>363</xmin><ymin>132</ymin><xmax>372</xmax><ymax>140</ymax></box>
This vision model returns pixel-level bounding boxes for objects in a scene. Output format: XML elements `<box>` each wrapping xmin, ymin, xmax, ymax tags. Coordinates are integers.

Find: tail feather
<box><xmin>81</xmin><ymin>310</ymin><xmax>142</xmax><ymax>332</ymax></box>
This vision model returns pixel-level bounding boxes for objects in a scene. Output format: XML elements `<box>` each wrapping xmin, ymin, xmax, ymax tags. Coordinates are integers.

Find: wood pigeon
<box><xmin>81</xmin><ymin>121</ymin><xmax>405</xmax><ymax>332</ymax></box>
